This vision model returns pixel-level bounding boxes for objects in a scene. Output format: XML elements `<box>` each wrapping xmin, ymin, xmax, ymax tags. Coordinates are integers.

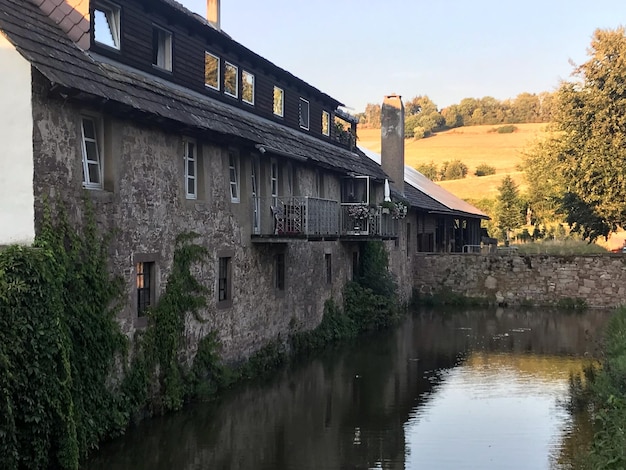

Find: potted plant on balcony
<box><xmin>380</xmin><ymin>200</ymin><xmax>409</xmax><ymax>219</ymax></box>
<box><xmin>380</xmin><ymin>200</ymin><xmax>394</xmax><ymax>215</ymax></box>
<box><xmin>392</xmin><ymin>200</ymin><xmax>409</xmax><ymax>219</ymax></box>
<box><xmin>347</xmin><ymin>204</ymin><xmax>370</xmax><ymax>233</ymax></box>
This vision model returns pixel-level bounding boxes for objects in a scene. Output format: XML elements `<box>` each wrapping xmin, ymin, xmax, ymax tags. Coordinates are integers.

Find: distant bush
<box><xmin>496</xmin><ymin>125</ymin><xmax>518</xmax><ymax>134</ymax></box>
<box><xmin>474</xmin><ymin>163</ymin><xmax>496</xmax><ymax>177</ymax></box>
<box><xmin>416</xmin><ymin>162</ymin><xmax>438</xmax><ymax>180</ymax></box>
<box><xmin>412</xmin><ymin>126</ymin><xmax>430</xmax><ymax>140</ymax></box>
<box><xmin>439</xmin><ymin>160</ymin><xmax>468</xmax><ymax>180</ymax></box>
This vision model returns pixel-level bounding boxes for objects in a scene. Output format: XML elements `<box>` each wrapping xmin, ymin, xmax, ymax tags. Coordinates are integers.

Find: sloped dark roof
<box><xmin>359</xmin><ymin>146</ymin><xmax>489</xmax><ymax>220</ymax></box>
<box><xmin>0</xmin><ymin>0</ymin><xmax>386</xmax><ymax>181</ymax></box>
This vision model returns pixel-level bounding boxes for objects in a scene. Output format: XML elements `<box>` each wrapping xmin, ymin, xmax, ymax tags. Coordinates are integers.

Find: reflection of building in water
<box><xmin>88</xmin><ymin>308</ymin><xmax>610</xmax><ymax>469</ymax></box>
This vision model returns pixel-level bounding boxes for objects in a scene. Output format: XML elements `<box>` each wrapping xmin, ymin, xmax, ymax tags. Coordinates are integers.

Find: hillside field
<box><xmin>358</xmin><ymin>123</ymin><xmax>548</xmax><ymax>201</ymax></box>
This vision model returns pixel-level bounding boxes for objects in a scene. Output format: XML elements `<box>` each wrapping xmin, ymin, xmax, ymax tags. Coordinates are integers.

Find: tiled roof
<box><xmin>28</xmin><ymin>0</ymin><xmax>89</xmax><ymax>49</ymax></box>
<box><xmin>0</xmin><ymin>0</ymin><xmax>387</xmax><ymax>181</ymax></box>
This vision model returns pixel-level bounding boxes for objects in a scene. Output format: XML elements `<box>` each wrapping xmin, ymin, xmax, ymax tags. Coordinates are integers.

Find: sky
<box><xmin>181</xmin><ymin>0</ymin><xmax>625</xmax><ymax>113</ymax></box>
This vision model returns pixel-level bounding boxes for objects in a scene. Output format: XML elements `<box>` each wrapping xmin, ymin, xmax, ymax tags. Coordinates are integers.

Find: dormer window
<box><xmin>242</xmin><ymin>70</ymin><xmax>254</xmax><ymax>105</ymax></box>
<box><xmin>93</xmin><ymin>1</ymin><xmax>121</xmax><ymax>50</ymax></box>
<box><xmin>273</xmin><ymin>86</ymin><xmax>284</xmax><ymax>117</ymax></box>
<box><xmin>224</xmin><ymin>62</ymin><xmax>238</xmax><ymax>98</ymax></box>
<box><xmin>204</xmin><ymin>52</ymin><xmax>220</xmax><ymax>90</ymax></box>
<box><xmin>322</xmin><ymin>111</ymin><xmax>330</xmax><ymax>136</ymax></box>
<box><xmin>152</xmin><ymin>26</ymin><xmax>172</xmax><ymax>71</ymax></box>
<box><xmin>299</xmin><ymin>98</ymin><xmax>309</xmax><ymax>130</ymax></box>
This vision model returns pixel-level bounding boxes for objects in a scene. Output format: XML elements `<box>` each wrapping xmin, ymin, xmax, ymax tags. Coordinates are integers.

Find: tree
<box><xmin>496</xmin><ymin>176</ymin><xmax>525</xmax><ymax>241</ymax></box>
<box><xmin>525</xmin><ymin>27</ymin><xmax>626</xmax><ymax>241</ymax></box>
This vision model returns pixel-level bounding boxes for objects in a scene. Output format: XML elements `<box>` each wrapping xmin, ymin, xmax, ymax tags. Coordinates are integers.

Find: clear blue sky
<box><xmin>181</xmin><ymin>0</ymin><xmax>625</xmax><ymax>113</ymax></box>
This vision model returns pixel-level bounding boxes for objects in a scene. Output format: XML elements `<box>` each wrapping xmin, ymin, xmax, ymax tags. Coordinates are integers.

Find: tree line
<box><xmin>356</xmin><ymin>92</ymin><xmax>556</xmax><ymax>138</ymax></box>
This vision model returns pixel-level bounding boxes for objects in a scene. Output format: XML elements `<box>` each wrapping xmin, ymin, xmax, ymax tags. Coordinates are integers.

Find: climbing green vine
<box><xmin>120</xmin><ymin>232</ymin><xmax>212</xmax><ymax>415</ymax></box>
<box><xmin>0</xmin><ymin>203</ymin><xmax>126</xmax><ymax>470</ymax></box>
<box><xmin>0</xmin><ymin>203</ymin><xmax>220</xmax><ymax>470</ymax></box>
<box><xmin>0</xmin><ymin>218</ymin><xmax>402</xmax><ymax>470</ymax></box>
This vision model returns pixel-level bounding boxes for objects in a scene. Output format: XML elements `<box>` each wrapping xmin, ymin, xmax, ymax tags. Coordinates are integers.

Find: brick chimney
<box><xmin>207</xmin><ymin>0</ymin><xmax>220</xmax><ymax>30</ymax></box>
<box><xmin>381</xmin><ymin>95</ymin><xmax>405</xmax><ymax>196</ymax></box>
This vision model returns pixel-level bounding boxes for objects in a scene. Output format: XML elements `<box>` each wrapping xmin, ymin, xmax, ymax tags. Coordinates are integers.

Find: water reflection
<box><xmin>87</xmin><ymin>308</ymin><xmax>610</xmax><ymax>470</ymax></box>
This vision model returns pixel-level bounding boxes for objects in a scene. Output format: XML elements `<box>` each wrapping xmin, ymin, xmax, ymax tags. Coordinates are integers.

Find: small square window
<box><xmin>136</xmin><ymin>261</ymin><xmax>155</xmax><ymax>317</ymax></box>
<box><xmin>322</xmin><ymin>111</ymin><xmax>330</xmax><ymax>136</ymax></box>
<box><xmin>242</xmin><ymin>70</ymin><xmax>255</xmax><ymax>105</ymax></box>
<box><xmin>299</xmin><ymin>98</ymin><xmax>310</xmax><ymax>130</ymax></box>
<box><xmin>80</xmin><ymin>116</ymin><xmax>103</xmax><ymax>189</ymax></box>
<box><xmin>224</xmin><ymin>62</ymin><xmax>238</xmax><ymax>98</ymax></box>
<box><xmin>205</xmin><ymin>52</ymin><xmax>220</xmax><ymax>90</ymax></box>
<box><xmin>93</xmin><ymin>1</ymin><xmax>121</xmax><ymax>50</ymax></box>
<box><xmin>218</xmin><ymin>256</ymin><xmax>231</xmax><ymax>305</ymax></box>
<box><xmin>184</xmin><ymin>138</ymin><xmax>196</xmax><ymax>200</ymax></box>
<box><xmin>152</xmin><ymin>26</ymin><xmax>172</xmax><ymax>71</ymax></box>
<box><xmin>273</xmin><ymin>86</ymin><xmax>284</xmax><ymax>117</ymax></box>
<box><xmin>228</xmin><ymin>150</ymin><xmax>240</xmax><ymax>203</ymax></box>
<box><xmin>274</xmin><ymin>253</ymin><xmax>285</xmax><ymax>291</ymax></box>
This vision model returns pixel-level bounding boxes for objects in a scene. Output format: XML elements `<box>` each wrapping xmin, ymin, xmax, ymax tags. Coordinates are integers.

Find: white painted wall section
<box><xmin>0</xmin><ymin>33</ymin><xmax>34</xmax><ymax>245</ymax></box>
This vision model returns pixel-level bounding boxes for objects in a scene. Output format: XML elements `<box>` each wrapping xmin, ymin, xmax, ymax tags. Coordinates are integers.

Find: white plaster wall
<box><xmin>0</xmin><ymin>33</ymin><xmax>34</xmax><ymax>245</ymax></box>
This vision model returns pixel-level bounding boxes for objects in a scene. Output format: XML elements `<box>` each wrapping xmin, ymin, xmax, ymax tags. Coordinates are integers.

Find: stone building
<box><xmin>0</xmin><ymin>0</ymin><xmax>486</xmax><ymax>362</ymax></box>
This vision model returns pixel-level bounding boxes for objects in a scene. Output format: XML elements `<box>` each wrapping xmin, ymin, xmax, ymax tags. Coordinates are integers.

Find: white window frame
<box><xmin>299</xmin><ymin>98</ymin><xmax>310</xmax><ymax>130</ymax></box>
<box><xmin>273</xmin><ymin>86</ymin><xmax>284</xmax><ymax>117</ymax></box>
<box><xmin>242</xmin><ymin>70</ymin><xmax>255</xmax><ymax>105</ymax></box>
<box><xmin>184</xmin><ymin>138</ymin><xmax>197</xmax><ymax>200</ymax></box>
<box><xmin>152</xmin><ymin>25</ymin><xmax>172</xmax><ymax>71</ymax></box>
<box><xmin>270</xmin><ymin>159</ymin><xmax>279</xmax><ymax>206</ymax></box>
<box><xmin>204</xmin><ymin>51</ymin><xmax>220</xmax><ymax>90</ymax></box>
<box><xmin>228</xmin><ymin>150</ymin><xmax>240</xmax><ymax>203</ymax></box>
<box><xmin>322</xmin><ymin>110</ymin><xmax>330</xmax><ymax>136</ymax></box>
<box><xmin>251</xmin><ymin>156</ymin><xmax>260</xmax><ymax>234</ymax></box>
<box><xmin>93</xmin><ymin>1</ymin><xmax>121</xmax><ymax>50</ymax></box>
<box><xmin>224</xmin><ymin>62</ymin><xmax>239</xmax><ymax>98</ymax></box>
<box><xmin>80</xmin><ymin>115</ymin><xmax>104</xmax><ymax>190</ymax></box>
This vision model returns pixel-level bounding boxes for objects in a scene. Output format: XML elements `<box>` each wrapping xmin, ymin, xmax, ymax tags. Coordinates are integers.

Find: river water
<box><xmin>87</xmin><ymin>307</ymin><xmax>610</xmax><ymax>470</ymax></box>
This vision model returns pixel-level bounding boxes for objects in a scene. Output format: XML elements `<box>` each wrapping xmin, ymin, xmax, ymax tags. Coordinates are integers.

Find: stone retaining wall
<box><xmin>413</xmin><ymin>253</ymin><xmax>626</xmax><ymax>308</ymax></box>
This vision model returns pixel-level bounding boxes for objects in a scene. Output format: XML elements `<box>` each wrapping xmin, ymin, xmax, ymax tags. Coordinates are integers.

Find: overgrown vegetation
<box><xmin>567</xmin><ymin>307</ymin><xmax>626</xmax><ymax>468</ymax></box>
<box><xmin>0</xmin><ymin>212</ymin><xmax>403</xmax><ymax>469</ymax></box>
<box><xmin>0</xmin><ymin>203</ymin><xmax>224</xmax><ymax>469</ymax></box>
<box><xmin>291</xmin><ymin>241</ymin><xmax>400</xmax><ymax>355</ymax></box>
<box><xmin>0</xmin><ymin>204</ymin><xmax>126</xmax><ymax>470</ymax></box>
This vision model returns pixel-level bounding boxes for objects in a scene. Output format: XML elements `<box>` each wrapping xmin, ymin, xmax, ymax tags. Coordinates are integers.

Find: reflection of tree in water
<box><xmin>87</xmin><ymin>307</ymin><xmax>611</xmax><ymax>470</ymax></box>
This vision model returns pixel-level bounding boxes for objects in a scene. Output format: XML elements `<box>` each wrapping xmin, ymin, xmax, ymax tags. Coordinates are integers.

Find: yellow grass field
<box><xmin>358</xmin><ymin>123</ymin><xmax>548</xmax><ymax>201</ymax></box>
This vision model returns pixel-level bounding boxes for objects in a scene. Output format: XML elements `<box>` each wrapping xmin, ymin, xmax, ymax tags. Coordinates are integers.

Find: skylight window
<box><xmin>93</xmin><ymin>2</ymin><xmax>121</xmax><ymax>50</ymax></box>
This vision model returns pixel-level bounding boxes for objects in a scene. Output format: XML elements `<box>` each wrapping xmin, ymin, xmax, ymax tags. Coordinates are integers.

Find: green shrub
<box><xmin>474</xmin><ymin>163</ymin><xmax>496</xmax><ymax>177</ymax></box>
<box><xmin>496</xmin><ymin>124</ymin><xmax>518</xmax><ymax>134</ymax></box>
<box><xmin>439</xmin><ymin>159</ymin><xmax>468</xmax><ymax>180</ymax></box>
<box><xmin>416</xmin><ymin>162</ymin><xmax>439</xmax><ymax>180</ymax></box>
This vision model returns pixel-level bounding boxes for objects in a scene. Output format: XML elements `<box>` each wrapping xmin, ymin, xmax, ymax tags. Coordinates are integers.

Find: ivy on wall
<box><xmin>0</xmin><ymin>204</ymin><xmax>126</xmax><ymax>470</ymax></box>
<box><xmin>0</xmin><ymin>213</ymin><xmax>402</xmax><ymax>470</ymax></box>
<box><xmin>0</xmin><ymin>203</ymin><xmax>220</xmax><ymax>470</ymax></box>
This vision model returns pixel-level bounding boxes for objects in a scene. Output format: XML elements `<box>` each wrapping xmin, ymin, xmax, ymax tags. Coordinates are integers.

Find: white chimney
<box><xmin>381</xmin><ymin>95</ymin><xmax>405</xmax><ymax>196</ymax></box>
<box><xmin>207</xmin><ymin>0</ymin><xmax>221</xmax><ymax>30</ymax></box>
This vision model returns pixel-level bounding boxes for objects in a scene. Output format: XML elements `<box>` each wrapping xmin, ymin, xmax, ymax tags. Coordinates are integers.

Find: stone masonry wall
<box><xmin>31</xmin><ymin>78</ymin><xmax>415</xmax><ymax>364</ymax></box>
<box><xmin>413</xmin><ymin>253</ymin><xmax>626</xmax><ymax>308</ymax></box>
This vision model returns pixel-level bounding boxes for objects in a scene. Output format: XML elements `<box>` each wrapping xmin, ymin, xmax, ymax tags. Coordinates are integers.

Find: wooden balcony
<box><xmin>251</xmin><ymin>198</ymin><xmax>399</xmax><ymax>242</ymax></box>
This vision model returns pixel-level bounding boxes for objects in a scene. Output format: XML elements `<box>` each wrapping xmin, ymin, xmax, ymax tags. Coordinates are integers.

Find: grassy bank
<box><xmin>569</xmin><ymin>307</ymin><xmax>626</xmax><ymax>468</ymax></box>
